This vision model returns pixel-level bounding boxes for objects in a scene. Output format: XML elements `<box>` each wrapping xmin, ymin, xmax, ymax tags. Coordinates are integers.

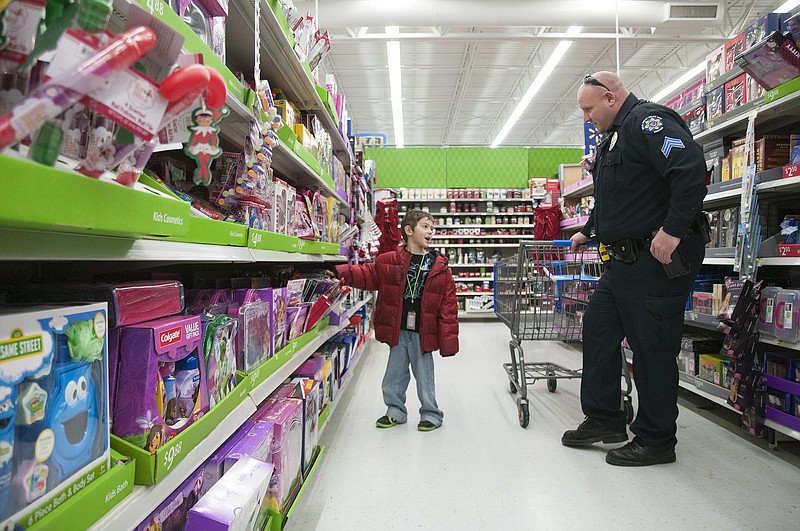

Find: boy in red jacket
<box><xmin>335</xmin><ymin>210</ymin><xmax>459</xmax><ymax>431</ymax></box>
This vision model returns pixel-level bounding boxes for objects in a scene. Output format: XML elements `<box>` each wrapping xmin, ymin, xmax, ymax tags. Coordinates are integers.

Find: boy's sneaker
<box><xmin>375</xmin><ymin>415</ymin><xmax>399</xmax><ymax>428</ymax></box>
<box><xmin>418</xmin><ymin>420</ymin><xmax>439</xmax><ymax>432</ymax></box>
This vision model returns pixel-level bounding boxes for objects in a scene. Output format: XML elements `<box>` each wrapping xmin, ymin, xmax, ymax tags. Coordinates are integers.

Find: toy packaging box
<box><xmin>114</xmin><ymin>315</ymin><xmax>209</xmax><ymax>452</ymax></box>
<box><xmin>288</xmin><ymin>378</ymin><xmax>320</xmax><ymax>474</ymax></box>
<box><xmin>202</xmin><ymin>431</ymin><xmax>246</xmax><ymax>497</ymax></box>
<box><xmin>292</xmin><ymin>356</ymin><xmax>326</xmax><ymax>412</ymax></box>
<box><xmin>186</xmin><ymin>456</ymin><xmax>274</xmax><ymax>531</ymax></box>
<box><xmin>202</xmin><ymin>314</ymin><xmax>238</xmax><ymax>408</ymax></box>
<box><xmin>735</xmin><ymin>31</ymin><xmax>800</xmax><ymax>90</ymax></box>
<box><xmin>744</xmin><ymin>12</ymin><xmax>790</xmax><ymax>48</ymax></box>
<box><xmin>268</xmin><ymin>289</ymin><xmax>288</xmax><ymax>357</ymax></box>
<box><xmin>223</xmin><ymin>420</ymin><xmax>274</xmax><ymax>473</ymax></box>
<box><xmin>724</xmin><ymin>32</ymin><xmax>746</xmax><ymax>73</ymax></box>
<box><xmin>706</xmin><ymin>45</ymin><xmax>725</xmax><ymax>84</ymax></box>
<box><xmin>706</xmin><ymin>85</ymin><xmax>725</xmax><ymax>119</ymax></box>
<box><xmin>724</xmin><ymin>74</ymin><xmax>747</xmax><ymax>113</ymax></box>
<box><xmin>236</xmin><ymin>300</ymin><xmax>269</xmax><ymax>373</ymax></box>
<box><xmin>254</xmin><ymin>398</ymin><xmax>302</xmax><ymax>513</ymax></box>
<box><xmin>0</xmin><ymin>304</ymin><xmax>110</xmax><ymax>525</ymax></box>
<box><xmin>136</xmin><ymin>464</ymin><xmax>205</xmax><ymax>531</ymax></box>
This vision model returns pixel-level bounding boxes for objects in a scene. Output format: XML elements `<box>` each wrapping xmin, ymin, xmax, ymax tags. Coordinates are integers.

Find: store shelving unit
<box><xmin>398</xmin><ymin>189</ymin><xmax>533</xmax><ymax>316</ymax></box>
<box><xmin>90</xmin><ymin>296</ymin><xmax>372</xmax><ymax>529</ymax></box>
<box><xmin>0</xmin><ymin>0</ymin><xmax>374</xmax><ymax>527</ymax></box>
<box><xmin>679</xmin><ymin>81</ymin><xmax>800</xmax><ymax>442</ymax></box>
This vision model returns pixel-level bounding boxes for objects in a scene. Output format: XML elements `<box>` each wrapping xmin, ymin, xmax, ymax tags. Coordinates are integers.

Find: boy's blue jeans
<box><xmin>383</xmin><ymin>330</ymin><xmax>443</xmax><ymax>426</ymax></box>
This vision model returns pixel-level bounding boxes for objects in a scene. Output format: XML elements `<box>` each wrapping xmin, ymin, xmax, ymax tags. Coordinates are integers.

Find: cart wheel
<box><xmin>623</xmin><ymin>397</ymin><xmax>634</xmax><ymax>424</ymax></box>
<box><xmin>509</xmin><ymin>379</ymin><xmax>518</xmax><ymax>394</ymax></box>
<box><xmin>517</xmin><ymin>399</ymin><xmax>530</xmax><ymax>428</ymax></box>
<box><xmin>547</xmin><ymin>378</ymin><xmax>557</xmax><ymax>393</ymax></box>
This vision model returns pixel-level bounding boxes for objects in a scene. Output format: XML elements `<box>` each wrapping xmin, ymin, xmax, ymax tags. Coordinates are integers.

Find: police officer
<box><xmin>561</xmin><ymin>71</ymin><xmax>707</xmax><ymax>466</ymax></box>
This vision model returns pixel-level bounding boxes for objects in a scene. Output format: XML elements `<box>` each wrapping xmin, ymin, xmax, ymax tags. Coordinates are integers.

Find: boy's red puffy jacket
<box><xmin>335</xmin><ymin>247</ymin><xmax>459</xmax><ymax>356</ymax></box>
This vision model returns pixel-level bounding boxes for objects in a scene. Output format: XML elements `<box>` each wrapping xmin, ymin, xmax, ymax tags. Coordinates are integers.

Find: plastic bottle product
<box><xmin>774</xmin><ymin>289</ymin><xmax>800</xmax><ymax>342</ymax></box>
<box><xmin>758</xmin><ymin>286</ymin><xmax>781</xmax><ymax>335</ymax></box>
<box><xmin>162</xmin><ymin>374</ymin><xmax>178</xmax><ymax>425</ymax></box>
<box><xmin>175</xmin><ymin>355</ymin><xmax>201</xmax><ymax>419</ymax></box>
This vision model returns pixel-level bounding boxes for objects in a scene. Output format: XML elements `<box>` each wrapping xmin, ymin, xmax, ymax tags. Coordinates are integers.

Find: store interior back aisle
<box><xmin>289</xmin><ymin>321</ymin><xmax>799</xmax><ymax>531</ymax></box>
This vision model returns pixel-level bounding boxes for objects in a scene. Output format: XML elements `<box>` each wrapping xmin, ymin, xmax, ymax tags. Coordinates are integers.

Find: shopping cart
<box><xmin>494</xmin><ymin>240</ymin><xmax>633</xmax><ymax>427</ymax></box>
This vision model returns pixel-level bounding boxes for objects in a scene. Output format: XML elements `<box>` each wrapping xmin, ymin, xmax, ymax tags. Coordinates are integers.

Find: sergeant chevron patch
<box><xmin>661</xmin><ymin>137</ymin><xmax>685</xmax><ymax>158</ymax></box>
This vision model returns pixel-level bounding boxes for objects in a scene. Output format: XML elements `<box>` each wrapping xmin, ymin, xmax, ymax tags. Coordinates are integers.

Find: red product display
<box><xmin>724</xmin><ymin>32</ymin><xmax>746</xmax><ymax>73</ymax></box>
<box><xmin>724</xmin><ymin>74</ymin><xmax>748</xmax><ymax>112</ymax></box>
<box><xmin>534</xmin><ymin>205</ymin><xmax>562</xmax><ymax>240</ymax></box>
<box><xmin>375</xmin><ymin>198</ymin><xmax>403</xmax><ymax>255</ymax></box>
<box><xmin>8</xmin><ymin>281</ymin><xmax>185</xmax><ymax>328</ymax></box>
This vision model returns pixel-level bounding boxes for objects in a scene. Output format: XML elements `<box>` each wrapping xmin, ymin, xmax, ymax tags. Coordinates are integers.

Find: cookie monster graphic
<box><xmin>45</xmin><ymin>361</ymin><xmax>98</xmax><ymax>480</ymax></box>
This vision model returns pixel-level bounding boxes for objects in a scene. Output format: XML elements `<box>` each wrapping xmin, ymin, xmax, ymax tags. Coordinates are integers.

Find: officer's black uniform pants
<box><xmin>581</xmin><ymin>234</ymin><xmax>705</xmax><ymax>448</ymax></box>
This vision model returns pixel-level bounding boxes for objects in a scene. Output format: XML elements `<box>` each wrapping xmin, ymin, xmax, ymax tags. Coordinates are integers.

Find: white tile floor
<box><xmin>288</xmin><ymin>321</ymin><xmax>800</xmax><ymax>530</ymax></box>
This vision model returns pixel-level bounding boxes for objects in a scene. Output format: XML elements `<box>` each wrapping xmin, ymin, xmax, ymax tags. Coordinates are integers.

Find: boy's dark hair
<box><xmin>400</xmin><ymin>209</ymin><xmax>434</xmax><ymax>242</ymax></box>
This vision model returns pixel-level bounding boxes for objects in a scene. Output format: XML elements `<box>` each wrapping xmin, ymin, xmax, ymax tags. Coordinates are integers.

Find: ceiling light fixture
<box><xmin>491</xmin><ymin>26</ymin><xmax>582</xmax><ymax>148</ymax></box>
<box><xmin>386</xmin><ymin>26</ymin><xmax>404</xmax><ymax>148</ymax></box>
<box><xmin>775</xmin><ymin>1</ymin><xmax>800</xmax><ymax>12</ymax></box>
<box><xmin>650</xmin><ymin>61</ymin><xmax>706</xmax><ymax>103</ymax></box>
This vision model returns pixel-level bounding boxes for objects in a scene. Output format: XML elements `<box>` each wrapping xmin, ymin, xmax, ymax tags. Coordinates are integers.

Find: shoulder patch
<box><xmin>641</xmin><ymin>115</ymin><xmax>664</xmax><ymax>134</ymax></box>
<box><xmin>661</xmin><ymin>137</ymin><xmax>685</xmax><ymax>158</ymax></box>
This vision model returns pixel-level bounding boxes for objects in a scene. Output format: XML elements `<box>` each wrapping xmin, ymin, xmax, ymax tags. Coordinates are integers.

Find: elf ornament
<box><xmin>186</xmin><ymin>105</ymin><xmax>228</xmax><ymax>185</ymax></box>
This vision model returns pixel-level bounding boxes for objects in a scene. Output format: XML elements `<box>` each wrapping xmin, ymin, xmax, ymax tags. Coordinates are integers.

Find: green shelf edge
<box><xmin>0</xmin><ymin>154</ymin><xmax>190</xmax><ymax>239</ymax></box>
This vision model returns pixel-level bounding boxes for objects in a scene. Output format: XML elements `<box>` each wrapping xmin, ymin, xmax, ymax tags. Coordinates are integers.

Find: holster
<box><xmin>605</xmin><ymin>238</ymin><xmax>642</xmax><ymax>264</ymax></box>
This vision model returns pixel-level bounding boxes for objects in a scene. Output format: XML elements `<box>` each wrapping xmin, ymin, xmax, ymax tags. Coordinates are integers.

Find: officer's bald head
<box><xmin>577</xmin><ymin>71</ymin><xmax>631</xmax><ymax>133</ymax></box>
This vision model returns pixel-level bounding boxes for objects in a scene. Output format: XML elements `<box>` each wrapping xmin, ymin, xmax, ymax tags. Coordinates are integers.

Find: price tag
<box><xmin>783</xmin><ymin>163</ymin><xmax>800</xmax><ymax>179</ymax></box>
<box><xmin>777</xmin><ymin>244</ymin><xmax>800</xmax><ymax>257</ymax></box>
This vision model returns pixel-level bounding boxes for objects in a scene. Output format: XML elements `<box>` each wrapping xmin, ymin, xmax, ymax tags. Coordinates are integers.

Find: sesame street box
<box><xmin>0</xmin><ymin>304</ymin><xmax>110</xmax><ymax>529</ymax></box>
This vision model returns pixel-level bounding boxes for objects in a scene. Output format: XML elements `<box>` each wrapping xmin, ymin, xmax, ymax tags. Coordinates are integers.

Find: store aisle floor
<box><xmin>288</xmin><ymin>321</ymin><xmax>799</xmax><ymax>530</ymax></box>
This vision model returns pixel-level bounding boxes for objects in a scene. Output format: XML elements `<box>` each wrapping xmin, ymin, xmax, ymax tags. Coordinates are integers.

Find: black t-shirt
<box><xmin>401</xmin><ymin>251</ymin><xmax>436</xmax><ymax>332</ymax></box>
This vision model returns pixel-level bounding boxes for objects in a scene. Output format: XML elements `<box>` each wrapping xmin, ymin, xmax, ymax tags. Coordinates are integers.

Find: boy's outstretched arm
<box><xmin>438</xmin><ymin>269</ymin><xmax>459</xmax><ymax>356</ymax></box>
<box><xmin>334</xmin><ymin>262</ymin><xmax>379</xmax><ymax>291</ymax></box>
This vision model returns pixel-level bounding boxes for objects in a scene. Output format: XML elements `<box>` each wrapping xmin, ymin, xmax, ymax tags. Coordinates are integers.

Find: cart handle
<box><xmin>553</xmin><ymin>240</ymin><xmax>597</xmax><ymax>247</ymax></box>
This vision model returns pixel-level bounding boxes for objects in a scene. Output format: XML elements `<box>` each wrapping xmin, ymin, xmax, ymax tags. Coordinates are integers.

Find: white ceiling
<box><xmin>297</xmin><ymin>0</ymin><xmax>790</xmax><ymax>147</ymax></box>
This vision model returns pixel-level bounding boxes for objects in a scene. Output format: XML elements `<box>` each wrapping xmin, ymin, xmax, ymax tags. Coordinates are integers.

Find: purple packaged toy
<box><xmin>202</xmin><ymin>431</ymin><xmax>246</xmax><ymax>496</ymax></box>
<box><xmin>268</xmin><ymin>288</ymin><xmax>287</xmax><ymax>356</ymax></box>
<box><xmin>115</xmin><ymin>315</ymin><xmax>209</xmax><ymax>451</ymax></box>
<box><xmin>202</xmin><ymin>314</ymin><xmax>238</xmax><ymax>408</ymax></box>
<box><xmin>237</xmin><ymin>301</ymin><xmax>270</xmax><ymax>372</ymax></box>
<box><xmin>223</xmin><ymin>420</ymin><xmax>274</xmax><ymax>473</ymax></box>
<box><xmin>137</xmin><ymin>465</ymin><xmax>205</xmax><ymax>531</ymax></box>
<box><xmin>256</xmin><ymin>398</ymin><xmax>302</xmax><ymax>513</ymax></box>
<box><xmin>186</xmin><ymin>457</ymin><xmax>273</xmax><ymax>531</ymax></box>
<box><xmin>286</xmin><ymin>304</ymin><xmax>309</xmax><ymax>341</ymax></box>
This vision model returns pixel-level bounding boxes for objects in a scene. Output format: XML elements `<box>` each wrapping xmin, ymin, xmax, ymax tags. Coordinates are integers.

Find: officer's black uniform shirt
<box><xmin>581</xmin><ymin>93</ymin><xmax>707</xmax><ymax>244</ymax></box>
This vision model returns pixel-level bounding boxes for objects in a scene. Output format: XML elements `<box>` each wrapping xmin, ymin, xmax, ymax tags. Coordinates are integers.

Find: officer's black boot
<box><xmin>605</xmin><ymin>437</ymin><xmax>676</xmax><ymax>466</ymax></box>
<box><xmin>561</xmin><ymin>417</ymin><xmax>628</xmax><ymax>447</ymax></box>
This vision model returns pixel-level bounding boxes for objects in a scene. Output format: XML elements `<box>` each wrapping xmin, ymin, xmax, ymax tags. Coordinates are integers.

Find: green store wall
<box><xmin>364</xmin><ymin>147</ymin><xmax>583</xmax><ymax>189</ymax></box>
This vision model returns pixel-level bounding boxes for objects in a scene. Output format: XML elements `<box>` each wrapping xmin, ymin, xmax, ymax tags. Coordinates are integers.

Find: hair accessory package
<box><xmin>0</xmin><ymin>304</ymin><xmax>109</xmax><ymax>524</ymax></box>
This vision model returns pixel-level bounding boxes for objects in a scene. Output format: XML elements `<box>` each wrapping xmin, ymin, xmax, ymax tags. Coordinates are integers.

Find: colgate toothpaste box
<box><xmin>114</xmin><ymin>315</ymin><xmax>209</xmax><ymax>452</ymax></box>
